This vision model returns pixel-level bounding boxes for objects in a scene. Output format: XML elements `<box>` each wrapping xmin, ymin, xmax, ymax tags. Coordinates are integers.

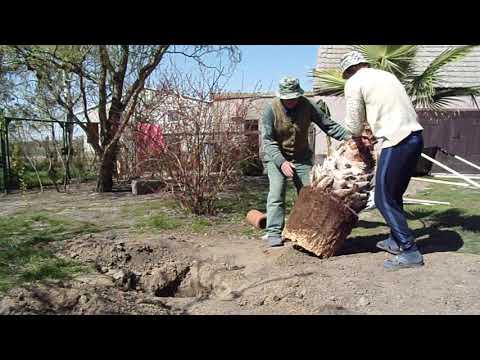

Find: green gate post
<box><xmin>0</xmin><ymin>110</ymin><xmax>8</xmax><ymax>194</ymax></box>
<box><xmin>5</xmin><ymin>117</ymin><xmax>11</xmax><ymax>183</ymax></box>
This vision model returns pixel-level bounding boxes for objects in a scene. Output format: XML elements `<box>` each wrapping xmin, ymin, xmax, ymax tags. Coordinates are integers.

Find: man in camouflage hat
<box><xmin>261</xmin><ymin>76</ymin><xmax>353</xmax><ymax>247</ymax></box>
<box><xmin>340</xmin><ymin>51</ymin><xmax>425</xmax><ymax>269</ymax></box>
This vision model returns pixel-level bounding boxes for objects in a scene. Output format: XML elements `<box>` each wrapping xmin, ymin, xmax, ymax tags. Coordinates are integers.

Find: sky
<box><xmin>226</xmin><ymin>45</ymin><xmax>319</xmax><ymax>92</ymax></box>
<box><xmin>161</xmin><ymin>45</ymin><xmax>320</xmax><ymax>94</ymax></box>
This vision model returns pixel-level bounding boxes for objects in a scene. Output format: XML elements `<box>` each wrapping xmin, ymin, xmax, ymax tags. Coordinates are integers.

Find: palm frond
<box><xmin>312</xmin><ymin>45</ymin><xmax>480</xmax><ymax>112</ymax></box>
<box><xmin>433</xmin><ymin>86</ymin><xmax>480</xmax><ymax>98</ymax></box>
<box><xmin>431</xmin><ymin>86</ymin><xmax>480</xmax><ymax>110</ymax></box>
<box><xmin>409</xmin><ymin>45</ymin><xmax>479</xmax><ymax>92</ymax></box>
<box><xmin>472</xmin><ymin>95</ymin><xmax>480</xmax><ymax>111</ymax></box>
<box><xmin>417</xmin><ymin>98</ymin><xmax>457</xmax><ymax>111</ymax></box>
<box><xmin>353</xmin><ymin>45</ymin><xmax>417</xmax><ymax>80</ymax></box>
<box><xmin>310</xmin><ymin>68</ymin><xmax>345</xmax><ymax>97</ymax></box>
<box><xmin>413</xmin><ymin>86</ymin><xmax>480</xmax><ymax>110</ymax></box>
<box><xmin>408</xmin><ymin>46</ymin><xmax>480</xmax><ymax>109</ymax></box>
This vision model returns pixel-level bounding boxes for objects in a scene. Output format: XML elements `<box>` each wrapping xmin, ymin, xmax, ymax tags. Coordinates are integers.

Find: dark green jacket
<box><xmin>261</xmin><ymin>97</ymin><xmax>352</xmax><ymax>167</ymax></box>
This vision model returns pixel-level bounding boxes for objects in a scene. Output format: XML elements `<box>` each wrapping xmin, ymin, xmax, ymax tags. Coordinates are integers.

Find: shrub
<box><xmin>238</xmin><ymin>158</ymin><xmax>264</xmax><ymax>176</ymax></box>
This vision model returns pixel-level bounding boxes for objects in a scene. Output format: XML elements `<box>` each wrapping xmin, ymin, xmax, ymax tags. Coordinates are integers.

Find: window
<box><xmin>231</xmin><ymin>116</ymin><xmax>244</xmax><ymax>125</ymax></box>
<box><xmin>244</xmin><ymin>119</ymin><xmax>258</xmax><ymax>132</ymax></box>
<box><xmin>167</xmin><ymin>110</ymin><xmax>180</xmax><ymax>122</ymax></box>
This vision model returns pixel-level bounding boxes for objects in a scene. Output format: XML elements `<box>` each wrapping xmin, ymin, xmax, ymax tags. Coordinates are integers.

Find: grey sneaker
<box><xmin>267</xmin><ymin>236</ymin><xmax>283</xmax><ymax>247</ymax></box>
<box><xmin>384</xmin><ymin>248</ymin><xmax>424</xmax><ymax>270</ymax></box>
<box><xmin>376</xmin><ymin>237</ymin><xmax>401</xmax><ymax>255</ymax></box>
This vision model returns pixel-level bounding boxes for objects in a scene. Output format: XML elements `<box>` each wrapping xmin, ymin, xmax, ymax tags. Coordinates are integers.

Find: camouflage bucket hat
<box><xmin>276</xmin><ymin>76</ymin><xmax>304</xmax><ymax>99</ymax></box>
<box><xmin>340</xmin><ymin>51</ymin><xmax>368</xmax><ymax>78</ymax></box>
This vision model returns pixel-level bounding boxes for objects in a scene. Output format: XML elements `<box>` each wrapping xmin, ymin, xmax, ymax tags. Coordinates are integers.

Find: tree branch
<box><xmin>79</xmin><ymin>73</ymin><xmax>92</xmax><ymax>125</ymax></box>
<box><xmin>99</xmin><ymin>45</ymin><xmax>115</xmax><ymax>74</ymax></box>
<box><xmin>123</xmin><ymin>45</ymin><xmax>169</xmax><ymax>106</ymax></box>
<box><xmin>98</xmin><ymin>51</ymin><xmax>108</xmax><ymax>143</ymax></box>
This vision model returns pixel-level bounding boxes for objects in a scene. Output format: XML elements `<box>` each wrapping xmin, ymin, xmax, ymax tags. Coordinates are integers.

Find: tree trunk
<box><xmin>283</xmin><ymin>187</ymin><xmax>358</xmax><ymax>257</ymax></box>
<box><xmin>96</xmin><ymin>106</ymin><xmax>121</xmax><ymax>192</ymax></box>
<box><xmin>283</xmin><ymin>129</ymin><xmax>376</xmax><ymax>258</ymax></box>
<box><xmin>65</xmin><ymin>121</ymin><xmax>74</xmax><ymax>182</ymax></box>
<box><xmin>96</xmin><ymin>147</ymin><xmax>116</xmax><ymax>192</ymax></box>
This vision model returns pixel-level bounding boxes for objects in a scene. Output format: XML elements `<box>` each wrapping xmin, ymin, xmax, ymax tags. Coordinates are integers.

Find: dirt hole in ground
<box><xmin>139</xmin><ymin>259</ymin><xmax>234</xmax><ymax>301</ymax></box>
<box><xmin>153</xmin><ymin>266</ymin><xmax>191</xmax><ymax>297</ymax></box>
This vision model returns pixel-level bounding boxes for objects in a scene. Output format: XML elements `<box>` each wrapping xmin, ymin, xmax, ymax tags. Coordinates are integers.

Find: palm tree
<box><xmin>287</xmin><ymin>46</ymin><xmax>480</xmax><ymax>255</ymax></box>
<box><xmin>311</xmin><ymin>45</ymin><xmax>480</xmax><ymax>110</ymax></box>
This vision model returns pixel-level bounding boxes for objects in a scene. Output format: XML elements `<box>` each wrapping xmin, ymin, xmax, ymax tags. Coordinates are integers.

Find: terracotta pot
<box><xmin>246</xmin><ymin>210</ymin><xmax>267</xmax><ymax>229</ymax></box>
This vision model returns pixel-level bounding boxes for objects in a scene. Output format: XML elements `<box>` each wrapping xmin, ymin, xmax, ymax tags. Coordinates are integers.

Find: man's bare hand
<box><xmin>345</xmin><ymin>137</ymin><xmax>375</xmax><ymax>166</ymax></box>
<box><xmin>346</xmin><ymin>136</ymin><xmax>373</xmax><ymax>151</ymax></box>
<box><xmin>281</xmin><ymin>161</ymin><xmax>296</xmax><ymax>177</ymax></box>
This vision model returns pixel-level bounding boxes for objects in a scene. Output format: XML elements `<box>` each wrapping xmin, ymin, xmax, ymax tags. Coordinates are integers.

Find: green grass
<box><xmin>215</xmin><ymin>187</ymin><xmax>268</xmax><ymax>216</ymax></box>
<box><xmin>12</xmin><ymin>168</ymin><xmax>97</xmax><ymax>190</ymax></box>
<box><xmin>135</xmin><ymin>212</ymin><xmax>184</xmax><ymax>232</ymax></box>
<box><xmin>213</xmin><ymin>177</ymin><xmax>480</xmax><ymax>249</ymax></box>
<box><xmin>0</xmin><ymin>173</ymin><xmax>5</xmax><ymax>192</ymax></box>
<box><xmin>240</xmin><ymin>226</ymin><xmax>264</xmax><ymax>238</ymax></box>
<box><xmin>124</xmin><ymin>199</ymin><xmax>186</xmax><ymax>232</ymax></box>
<box><xmin>4</xmin><ymin>175</ymin><xmax>476</xmax><ymax>296</ymax></box>
<box><xmin>121</xmin><ymin>199</ymin><xmax>181</xmax><ymax>217</ymax></box>
<box><xmin>215</xmin><ymin>181</ymin><xmax>297</xmax><ymax>220</ymax></box>
<box><xmin>348</xmin><ymin>182</ymin><xmax>480</xmax><ymax>255</ymax></box>
<box><xmin>133</xmin><ymin>211</ymin><xmax>218</xmax><ymax>234</ymax></box>
<box><xmin>190</xmin><ymin>218</ymin><xmax>214</xmax><ymax>234</ymax></box>
<box><xmin>0</xmin><ymin>212</ymin><xmax>101</xmax><ymax>292</ymax></box>
<box><xmin>121</xmin><ymin>177</ymin><xmax>297</xmax><ymax>237</ymax></box>
<box><xmin>123</xmin><ymin>177</ymin><xmax>480</xmax><ymax>253</ymax></box>
<box><xmin>22</xmin><ymin>170</ymin><xmax>57</xmax><ymax>188</ymax></box>
<box><xmin>213</xmin><ymin>179</ymin><xmax>299</xmax><ymax>237</ymax></box>
<box><xmin>125</xmin><ymin>198</ymin><xmax>220</xmax><ymax>234</ymax></box>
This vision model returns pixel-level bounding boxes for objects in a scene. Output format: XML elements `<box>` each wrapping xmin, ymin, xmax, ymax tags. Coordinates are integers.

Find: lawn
<box><xmin>1</xmin><ymin>176</ymin><xmax>478</xmax><ymax>294</ymax></box>
<box><xmin>214</xmin><ymin>177</ymin><xmax>480</xmax><ymax>256</ymax></box>
<box><xmin>346</xmin><ymin>180</ymin><xmax>480</xmax><ymax>255</ymax></box>
<box><xmin>0</xmin><ymin>213</ymin><xmax>101</xmax><ymax>292</ymax></box>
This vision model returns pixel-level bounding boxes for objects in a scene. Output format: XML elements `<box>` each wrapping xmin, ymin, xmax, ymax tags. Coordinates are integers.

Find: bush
<box><xmin>134</xmin><ymin>71</ymin><xmax>260</xmax><ymax>215</ymax></box>
<box><xmin>10</xmin><ymin>144</ymin><xmax>26</xmax><ymax>191</ymax></box>
<box><xmin>238</xmin><ymin>158</ymin><xmax>264</xmax><ymax>176</ymax></box>
<box><xmin>32</xmin><ymin>158</ymin><xmax>51</xmax><ymax>172</ymax></box>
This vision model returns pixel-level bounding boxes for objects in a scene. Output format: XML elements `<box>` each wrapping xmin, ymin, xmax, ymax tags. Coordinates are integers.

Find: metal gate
<box><xmin>0</xmin><ymin>116</ymin><xmax>75</xmax><ymax>193</ymax></box>
<box><xmin>418</xmin><ymin>110</ymin><xmax>480</xmax><ymax>173</ymax></box>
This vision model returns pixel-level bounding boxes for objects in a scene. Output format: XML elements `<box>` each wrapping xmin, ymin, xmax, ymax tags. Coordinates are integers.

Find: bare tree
<box><xmin>9</xmin><ymin>45</ymin><xmax>241</xmax><ymax>192</ymax></box>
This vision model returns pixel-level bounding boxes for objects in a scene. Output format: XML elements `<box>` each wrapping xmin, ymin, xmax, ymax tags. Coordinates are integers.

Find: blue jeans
<box><xmin>375</xmin><ymin>131</ymin><xmax>423</xmax><ymax>250</ymax></box>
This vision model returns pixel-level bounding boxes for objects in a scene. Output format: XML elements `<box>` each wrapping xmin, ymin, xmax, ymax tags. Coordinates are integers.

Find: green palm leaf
<box><xmin>310</xmin><ymin>68</ymin><xmax>345</xmax><ymax>96</ymax></box>
<box><xmin>430</xmin><ymin>86</ymin><xmax>480</xmax><ymax>110</ymax></box>
<box><xmin>412</xmin><ymin>45</ymin><xmax>478</xmax><ymax>86</ymax></box>
<box><xmin>311</xmin><ymin>45</ymin><xmax>480</xmax><ymax>111</ymax></box>
<box><xmin>353</xmin><ymin>45</ymin><xmax>417</xmax><ymax>80</ymax></box>
<box><xmin>408</xmin><ymin>45</ymin><xmax>479</xmax><ymax>108</ymax></box>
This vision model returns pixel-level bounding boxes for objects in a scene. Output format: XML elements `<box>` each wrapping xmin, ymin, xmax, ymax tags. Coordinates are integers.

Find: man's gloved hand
<box><xmin>281</xmin><ymin>161</ymin><xmax>296</xmax><ymax>177</ymax></box>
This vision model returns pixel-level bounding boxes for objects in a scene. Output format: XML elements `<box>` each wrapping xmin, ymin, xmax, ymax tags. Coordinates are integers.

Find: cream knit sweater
<box><xmin>344</xmin><ymin>67</ymin><xmax>423</xmax><ymax>148</ymax></box>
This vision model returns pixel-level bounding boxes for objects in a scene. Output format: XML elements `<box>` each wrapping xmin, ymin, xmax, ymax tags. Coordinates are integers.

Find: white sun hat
<box><xmin>340</xmin><ymin>51</ymin><xmax>369</xmax><ymax>78</ymax></box>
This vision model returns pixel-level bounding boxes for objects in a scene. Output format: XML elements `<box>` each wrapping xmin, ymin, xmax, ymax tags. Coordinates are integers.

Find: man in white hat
<box><xmin>261</xmin><ymin>76</ymin><xmax>352</xmax><ymax>247</ymax></box>
<box><xmin>340</xmin><ymin>51</ymin><xmax>425</xmax><ymax>269</ymax></box>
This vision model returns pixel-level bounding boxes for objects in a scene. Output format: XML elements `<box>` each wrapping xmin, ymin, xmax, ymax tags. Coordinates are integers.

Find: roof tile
<box><xmin>316</xmin><ymin>45</ymin><xmax>480</xmax><ymax>88</ymax></box>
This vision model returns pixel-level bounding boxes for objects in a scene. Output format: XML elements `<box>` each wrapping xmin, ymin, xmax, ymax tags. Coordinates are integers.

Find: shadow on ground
<box><xmin>291</xmin><ymin>208</ymin><xmax>480</xmax><ymax>258</ymax></box>
<box><xmin>337</xmin><ymin>229</ymin><xmax>464</xmax><ymax>256</ymax></box>
<box><xmin>335</xmin><ymin>208</ymin><xmax>479</xmax><ymax>256</ymax></box>
<box><xmin>357</xmin><ymin>220</ymin><xmax>385</xmax><ymax>229</ymax></box>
